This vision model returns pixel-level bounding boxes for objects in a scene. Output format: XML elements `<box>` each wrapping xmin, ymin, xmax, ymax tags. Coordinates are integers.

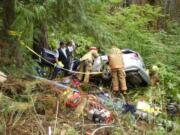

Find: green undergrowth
<box><xmin>0</xmin><ymin>1</ymin><xmax>180</xmax><ymax>134</ymax></box>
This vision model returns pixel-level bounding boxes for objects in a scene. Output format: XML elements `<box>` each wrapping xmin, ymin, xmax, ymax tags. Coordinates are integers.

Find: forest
<box><xmin>0</xmin><ymin>0</ymin><xmax>180</xmax><ymax>135</ymax></box>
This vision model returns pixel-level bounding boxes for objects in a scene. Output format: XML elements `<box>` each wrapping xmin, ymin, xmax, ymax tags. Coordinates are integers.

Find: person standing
<box><xmin>108</xmin><ymin>45</ymin><xmax>127</xmax><ymax>95</ymax></box>
<box><xmin>66</xmin><ymin>40</ymin><xmax>76</xmax><ymax>70</ymax></box>
<box><xmin>77</xmin><ymin>47</ymin><xmax>99</xmax><ymax>83</ymax></box>
<box><xmin>48</xmin><ymin>45</ymin><xmax>64</xmax><ymax>80</ymax></box>
<box><xmin>58</xmin><ymin>41</ymin><xmax>71</xmax><ymax>76</ymax></box>
<box><xmin>66</xmin><ymin>40</ymin><xmax>76</xmax><ymax>57</ymax></box>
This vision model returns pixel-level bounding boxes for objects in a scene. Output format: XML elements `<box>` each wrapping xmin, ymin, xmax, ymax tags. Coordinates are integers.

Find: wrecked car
<box><xmin>37</xmin><ymin>48</ymin><xmax>150</xmax><ymax>87</ymax></box>
<box><xmin>122</xmin><ymin>49</ymin><xmax>150</xmax><ymax>87</ymax></box>
<box><xmin>92</xmin><ymin>49</ymin><xmax>150</xmax><ymax>87</ymax></box>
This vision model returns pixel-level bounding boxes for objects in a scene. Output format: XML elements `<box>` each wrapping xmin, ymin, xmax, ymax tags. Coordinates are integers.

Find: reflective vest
<box><xmin>80</xmin><ymin>50</ymin><xmax>99</xmax><ymax>62</ymax></box>
<box><xmin>108</xmin><ymin>47</ymin><xmax>124</xmax><ymax>69</ymax></box>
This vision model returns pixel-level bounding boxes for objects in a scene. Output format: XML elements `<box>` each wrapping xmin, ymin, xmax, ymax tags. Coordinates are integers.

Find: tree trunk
<box><xmin>2</xmin><ymin>0</ymin><xmax>15</xmax><ymax>33</ymax></box>
<box><xmin>32</xmin><ymin>0</ymin><xmax>50</xmax><ymax>57</ymax></box>
<box><xmin>123</xmin><ymin>0</ymin><xmax>156</xmax><ymax>6</ymax></box>
<box><xmin>175</xmin><ymin>0</ymin><xmax>180</xmax><ymax>22</ymax></box>
<box><xmin>33</xmin><ymin>23</ymin><xmax>49</xmax><ymax>57</ymax></box>
<box><xmin>164</xmin><ymin>0</ymin><xmax>180</xmax><ymax>22</ymax></box>
<box><xmin>40</xmin><ymin>23</ymin><xmax>49</xmax><ymax>49</ymax></box>
<box><xmin>0</xmin><ymin>0</ymin><xmax>22</xmax><ymax>67</ymax></box>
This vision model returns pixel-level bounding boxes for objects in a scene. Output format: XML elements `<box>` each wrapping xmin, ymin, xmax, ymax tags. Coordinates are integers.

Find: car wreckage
<box><xmin>37</xmin><ymin>48</ymin><xmax>150</xmax><ymax>88</ymax></box>
<box><xmin>91</xmin><ymin>49</ymin><xmax>150</xmax><ymax>87</ymax></box>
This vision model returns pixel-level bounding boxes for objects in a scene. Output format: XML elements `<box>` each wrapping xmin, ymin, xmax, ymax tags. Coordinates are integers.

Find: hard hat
<box><xmin>89</xmin><ymin>47</ymin><xmax>97</xmax><ymax>51</ymax></box>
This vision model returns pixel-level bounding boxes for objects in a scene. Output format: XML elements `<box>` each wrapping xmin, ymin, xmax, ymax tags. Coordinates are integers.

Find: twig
<box><xmin>53</xmin><ymin>101</ymin><xmax>59</xmax><ymax>135</ymax></box>
<box><xmin>91</xmin><ymin>125</ymin><xmax>115</xmax><ymax>135</ymax></box>
<box><xmin>81</xmin><ymin>114</ymin><xmax>84</xmax><ymax>135</ymax></box>
<box><xmin>108</xmin><ymin>91</ymin><xmax>128</xmax><ymax>135</ymax></box>
<box><xmin>49</xmin><ymin>126</ymin><xmax>52</xmax><ymax>135</ymax></box>
<box><xmin>12</xmin><ymin>111</ymin><xmax>23</xmax><ymax>127</ymax></box>
<box><xmin>30</xmin><ymin>96</ymin><xmax>47</xmax><ymax>135</ymax></box>
<box><xmin>79</xmin><ymin>123</ymin><xmax>110</xmax><ymax>127</ymax></box>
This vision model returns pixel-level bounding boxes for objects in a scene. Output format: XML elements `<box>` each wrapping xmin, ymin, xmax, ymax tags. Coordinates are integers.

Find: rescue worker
<box><xmin>108</xmin><ymin>45</ymin><xmax>127</xmax><ymax>95</ymax></box>
<box><xmin>77</xmin><ymin>47</ymin><xmax>99</xmax><ymax>83</ymax></box>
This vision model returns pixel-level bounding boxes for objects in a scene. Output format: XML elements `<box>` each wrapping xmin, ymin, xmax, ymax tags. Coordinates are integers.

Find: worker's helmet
<box><xmin>89</xmin><ymin>46</ymin><xmax>98</xmax><ymax>51</ymax></box>
<box><xmin>90</xmin><ymin>47</ymin><xmax>99</xmax><ymax>58</ymax></box>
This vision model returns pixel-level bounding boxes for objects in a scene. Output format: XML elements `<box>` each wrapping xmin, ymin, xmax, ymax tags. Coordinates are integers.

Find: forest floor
<box><xmin>0</xmin><ymin>74</ymin><xmax>180</xmax><ymax>135</ymax></box>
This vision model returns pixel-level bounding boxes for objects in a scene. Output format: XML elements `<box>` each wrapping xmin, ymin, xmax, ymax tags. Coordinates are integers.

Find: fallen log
<box><xmin>0</xmin><ymin>71</ymin><xmax>7</xmax><ymax>83</ymax></box>
<box><xmin>30</xmin><ymin>75</ymin><xmax>79</xmax><ymax>92</ymax></box>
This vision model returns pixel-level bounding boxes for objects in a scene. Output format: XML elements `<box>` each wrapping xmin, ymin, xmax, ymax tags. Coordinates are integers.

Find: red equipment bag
<box><xmin>66</xmin><ymin>92</ymin><xmax>81</xmax><ymax>109</ymax></box>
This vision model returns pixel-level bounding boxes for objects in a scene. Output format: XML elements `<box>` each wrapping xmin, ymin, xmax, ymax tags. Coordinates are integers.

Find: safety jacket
<box><xmin>108</xmin><ymin>46</ymin><xmax>124</xmax><ymax>69</ymax></box>
<box><xmin>80</xmin><ymin>49</ymin><xmax>99</xmax><ymax>62</ymax></box>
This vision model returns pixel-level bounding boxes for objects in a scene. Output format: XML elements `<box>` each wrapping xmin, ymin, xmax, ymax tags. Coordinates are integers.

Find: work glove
<box><xmin>55</xmin><ymin>61</ymin><xmax>64</xmax><ymax>68</ymax></box>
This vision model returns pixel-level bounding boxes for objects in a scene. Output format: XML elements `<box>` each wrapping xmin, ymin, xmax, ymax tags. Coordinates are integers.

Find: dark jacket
<box><xmin>58</xmin><ymin>48</ymin><xmax>70</xmax><ymax>69</ymax></box>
